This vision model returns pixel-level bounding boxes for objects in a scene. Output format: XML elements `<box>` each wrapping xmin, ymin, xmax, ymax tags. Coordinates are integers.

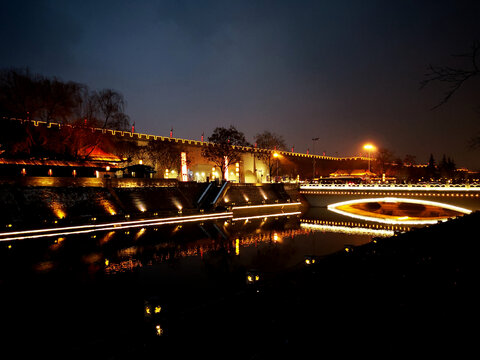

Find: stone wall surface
<box><xmin>0</xmin><ymin>178</ymin><xmax>302</xmax><ymax>227</ymax></box>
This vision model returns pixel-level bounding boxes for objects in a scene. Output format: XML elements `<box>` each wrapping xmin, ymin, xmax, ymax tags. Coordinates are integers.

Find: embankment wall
<box><xmin>0</xmin><ymin>178</ymin><xmax>303</xmax><ymax>228</ymax></box>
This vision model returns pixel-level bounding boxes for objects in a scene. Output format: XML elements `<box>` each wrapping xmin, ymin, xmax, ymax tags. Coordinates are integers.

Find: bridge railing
<box><xmin>300</xmin><ymin>183</ymin><xmax>480</xmax><ymax>191</ymax></box>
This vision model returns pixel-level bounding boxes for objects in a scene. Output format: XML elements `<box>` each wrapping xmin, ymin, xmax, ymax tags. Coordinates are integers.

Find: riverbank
<box><xmin>0</xmin><ymin>177</ymin><xmax>305</xmax><ymax>229</ymax></box>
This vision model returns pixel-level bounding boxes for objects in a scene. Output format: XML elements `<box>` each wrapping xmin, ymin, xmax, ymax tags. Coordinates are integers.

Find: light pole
<box><xmin>363</xmin><ymin>144</ymin><xmax>375</xmax><ymax>174</ymax></box>
<box><xmin>312</xmin><ymin>137</ymin><xmax>319</xmax><ymax>180</ymax></box>
<box><xmin>273</xmin><ymin>152</ymin><xmax>279</xmax><ymax>181</ymax></box>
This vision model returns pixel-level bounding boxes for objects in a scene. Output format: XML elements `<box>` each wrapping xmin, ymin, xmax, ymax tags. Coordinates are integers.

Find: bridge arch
<box><xmin>301</xmin><ymin>184</ymin><xmax>480</xmax><ymax>214</ymax></box>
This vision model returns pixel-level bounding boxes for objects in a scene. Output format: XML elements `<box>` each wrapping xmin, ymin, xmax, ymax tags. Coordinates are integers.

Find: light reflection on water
<box><xmin>0</xmin><ymin>208</ymin><xmax>402</xmax><ymax>354</ymax></box>
<box><xmin>1</xmin><ymin>209</ymin><xmax>392</xmax><ymax>290</ymax></box>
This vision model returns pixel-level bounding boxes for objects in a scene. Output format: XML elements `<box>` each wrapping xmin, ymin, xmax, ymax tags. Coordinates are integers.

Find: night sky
<box><xmin>1</xmin><ymin>0</ymin><xmax>480</xmax><ymax>168</ymax></box>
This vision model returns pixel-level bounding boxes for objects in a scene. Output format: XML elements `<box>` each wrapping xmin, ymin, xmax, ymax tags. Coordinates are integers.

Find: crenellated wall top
<box><xmin>4</xmin><ymin>117</ymin><xmax>368</xmax><ymax>161</ymax></box>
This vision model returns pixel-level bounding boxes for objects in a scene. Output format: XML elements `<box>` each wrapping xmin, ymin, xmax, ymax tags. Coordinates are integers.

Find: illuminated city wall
<box><xmin>2</xmin><ymin>118</ymin><xmax>368</xmax><ymax>182</ymax></box>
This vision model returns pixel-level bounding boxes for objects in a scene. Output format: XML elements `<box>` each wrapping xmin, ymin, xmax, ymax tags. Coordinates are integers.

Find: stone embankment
<box><xmin>0</xmin><ymin>177</ymin><xmax>304</xmax><ymax>228</ymax></box>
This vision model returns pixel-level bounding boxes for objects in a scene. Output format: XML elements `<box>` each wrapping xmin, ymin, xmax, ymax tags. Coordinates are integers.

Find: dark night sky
<box><xmin>1</xmin><ymin>0</ymin><xmax>480</xmax><ymax>168</ymax></box>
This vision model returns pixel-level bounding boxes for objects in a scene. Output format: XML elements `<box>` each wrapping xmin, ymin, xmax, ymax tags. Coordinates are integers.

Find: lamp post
<box><xmin>312</xmin><ymin>137</ymin><xmax>319</xmax><ymax>180</ymax></box>
<box><xmin>273</xmin><ymin>152</ymin><xmax>279</xmax><ymax>182</ymax></box>
<box><xmin>363</xmin><ymin>144</ymin><xmax>375</xmax><ymax>174</ymax></box>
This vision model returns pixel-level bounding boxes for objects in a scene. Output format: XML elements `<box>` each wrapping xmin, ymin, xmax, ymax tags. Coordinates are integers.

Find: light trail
<box><xmin>232</xmin><ymin>202</ymin><xmax>302</xmax><ymax>210</ymax></box>
<box><xmin>232</xmin><ymin>211</ymin><xmax>302</xmax><ymax>221</ymax></box>
<box><xmin>0</xmin><ymin>212</ymin><xmax>233</xmax><ymax>242</ymax></box>
<box><xmin>0</xmin><ymin>209</ymin><xmax>303</xmax><ymax>242</ymax></box>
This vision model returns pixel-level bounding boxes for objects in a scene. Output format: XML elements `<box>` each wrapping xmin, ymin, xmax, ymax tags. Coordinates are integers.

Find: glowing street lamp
<box><xmin>363</xmin><ymin>144</ymin><xmax>375</xmax><ymax>173</ymax></box>
<box><xmin>273</xmin><ymin>152</ymin><xmax>279</xmax><ymax>181</ymax></box>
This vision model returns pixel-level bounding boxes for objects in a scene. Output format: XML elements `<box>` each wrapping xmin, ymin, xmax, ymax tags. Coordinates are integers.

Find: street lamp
<box><xmin>363</xmin><ymin>144</ymin><xmax>375</xmax><ymax>173</ymax></box>
<box><xmin>312</xmin><ymin>137</ymin><xmax>319</xmax><ymax>180</ymax></box>
<box><xmin>273</xmin><ymin>152</ymin><xmax>279</xmax><ymax>181</ymax></box>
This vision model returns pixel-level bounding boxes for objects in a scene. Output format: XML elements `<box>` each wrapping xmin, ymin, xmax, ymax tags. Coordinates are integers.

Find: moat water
<box><xmin>0</xmin><ymin>207</ymin><xmax>415</xmax><ymax>357</ymax></box>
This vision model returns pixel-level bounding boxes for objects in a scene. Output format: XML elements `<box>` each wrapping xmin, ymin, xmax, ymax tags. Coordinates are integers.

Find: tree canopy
<box><xmin>254</xmin><ymin>130</ymin><xmax>287</xmax><ymax>180</ymax></box>
<box><xmin>202</xmin><ymin>126</ymin><xmax>251</xmax><ymax>179</ymax></box>
<box><xmin>0</xmin><ymin>68</ymin><xmax>131</xmax><ymax>160</ymax></box>
<box><xmin>0</xmin><ymin>68</ymin><xmax>130</xmax><ymax>130</ymax></box>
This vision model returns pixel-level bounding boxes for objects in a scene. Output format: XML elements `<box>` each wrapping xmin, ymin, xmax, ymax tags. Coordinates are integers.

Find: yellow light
<box><xmin>363</xmin><ymin>144</ymin><xmax>375</xmax><ymax>150</ymax></box>
<box><xmin>145</xmin><ymin>306</ymin><xmax>151</xmax><ymax>315</ymax></box>
<box><xmin>235</xmin><ymin>238</ymin><xmax>240</xmax><ymax>255</ymax></box>
<box><xmin>327</xmin><ymin>197</ymin><xmax>472</xmax><ymax>225</ymax></box>
<box><xmin>273</xmin><ymin>152</ymin><xmax>279</xmax><ymax>158</ymax></box>
<box><xmin>0</xmin><ymin>212</ymin><xmax>234</xmax><ymax>242</ymax></box>
<box><xmin>255</xmin><ymin>275</ymin><xmax>260</xmax><ymax>281</ymax></box>
<box><xmin>49</xmin><ymin>199</ymin><xmax>67</xmax><ymax>219</ymax></box>
<box><xmin>231</xmin><ymin>202</ymin><xmax>301</xmax><ymax>210</ymax></box>
<box><xmin>247</xmin><ymin>276</ymin><xmax>253</xmax><ymax>282</ymax></box>
<box><xmin>101</xmin><ymin>200</ymin><xmax>116</xmax><ymax>216</ymax></box>
<box><xmin>233</xmin><ymin>211</ymin><xmax>301</xmax><ymax>222</ymax></box>
<box><xmin>155</xmin><ymin>325</ymin><xmax>163</xmax><ymax>336</ymax></box>
<box><xmin>154</xmin><ymin>306</ymin><xmax>161</xmax><ymax>313</ymax></box>
<box><xmin>105</xmin><ymin>259</ymin><xmax>109</xmax><ymax>266</ymax></box>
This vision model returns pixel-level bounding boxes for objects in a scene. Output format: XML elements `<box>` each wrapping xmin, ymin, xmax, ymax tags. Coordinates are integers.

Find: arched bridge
<box><xmin>300</xmin><ymin>183</ymin><xmax>480</xmax><ymax>225</ymax></box>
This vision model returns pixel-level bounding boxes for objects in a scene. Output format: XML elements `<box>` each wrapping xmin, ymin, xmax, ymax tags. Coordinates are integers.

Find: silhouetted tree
<box><xmin>254</xmin><ymin>131</ymin><xmax>287</xmax><ymax>180</ymax></box>
<box><xmin>439</xmin><ymin>154</ymin><xmax>456</xmax><ymax>179</ymax></box>
<box><xmin>421</xmin><ymin>41</ymin><xmax>479</xmax><ymax>109</ymax></box>
<box><xmin>0</xmin><ymin>68</ymin><xmax>132</xmax><ymax>160</ymax></box>
<box><xmin>421</xmin><ymin>41</ymin><xmax>480</xmax><ymax>148</ymax></box>
<box><xmin>403</xmin><ymin>154</ymin><xmax>417</xmax><ymax>166</ymax></box>
<box><xmin>0</xmin><ymin>68</ymin><xmax>42</xmax><ymax>119</ymax></box>
<box><xmin>143</xmin><ymin>140</ymin><xmax>182</xmax><ymax>177</ymax></box>
<box><xmin>1</xmin><ymin>68</ymin><xmax>130</xmax><ymax>129</ymax></box>
<box><xmin>202</xmin><ymin>126</ymin><xmax>251</xmax><ymax>180</ymax></box>
<box><xmin>90</xmin><ymin>89</ymin><xmax>130</xmax><ymax>130</ymax></box>
<box><xmin>374</xmin><ymin>148</ymin><xmax>395</xmax><ymax>175</ymax></box>
<box><xmin>37</xmin><ymin>78</ymin><xmax>84</xmax><ymax>124</ymax></box>
<box><xmin>426</xmin><ymin>153</ymin><xmax>437</xmax><ymax>179</ymax></box>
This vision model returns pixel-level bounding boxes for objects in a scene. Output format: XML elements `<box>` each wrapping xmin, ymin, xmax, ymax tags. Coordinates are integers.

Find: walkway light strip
<box><xmin>232</xmin><ymin>202</ymin><xmax>302</xmax><ymax>210</ymax></box>
<box><xmin>300</xmin><ymin>222</ymin><xmax>394</xmax><ymax>237</ymax></box>
<box><xmin>232</xmin><ymin>211</ymin><xmax>302</xmax><ymax>221</ymax></box>
<box><xmin>0</xmin><ymin>212</ymin><xmax>233</xmax><ymax>238</ymax></box>
<box><xmin>327</xmin><ymin>197</ymin><xmax>472</xmax><ymax>225</ymax></box>
<box><xmin>0</xmin><ymin>210</ymin><xmax>303</xmax><ymax>242</ymax></box>
<box><xmin>0</xmin><ymin>213</ymin><xmax>233</xmax><ymax>242</ymax></box>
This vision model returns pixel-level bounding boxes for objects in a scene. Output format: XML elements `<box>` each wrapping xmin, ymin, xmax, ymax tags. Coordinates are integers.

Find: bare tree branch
<box><xmin>420</xmin><ymin>41</ymin><xmax>480</xmax><ymax>109</ymax></box>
